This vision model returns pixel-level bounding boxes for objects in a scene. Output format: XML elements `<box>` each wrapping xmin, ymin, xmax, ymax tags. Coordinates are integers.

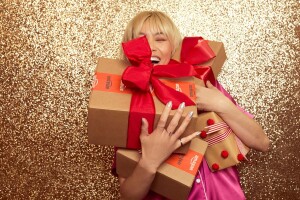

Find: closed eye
<box><xmin>155</xmin><ymin>33</ymin><xmax>167</xmax><ymax>42</ymax></box>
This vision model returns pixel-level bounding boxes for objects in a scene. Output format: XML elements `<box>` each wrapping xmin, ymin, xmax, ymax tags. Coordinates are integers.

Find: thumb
<box><xmin>140</xmin><ymin>118</ymin><xmax>149</xmax><ymax>137</ymax></box>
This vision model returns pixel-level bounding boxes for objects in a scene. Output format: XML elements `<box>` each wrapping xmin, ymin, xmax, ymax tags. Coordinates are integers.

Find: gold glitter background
<box><xmin>1</xmin><ymin>0</ymin><xmax>299</xmax><ymax>199</ymax></box>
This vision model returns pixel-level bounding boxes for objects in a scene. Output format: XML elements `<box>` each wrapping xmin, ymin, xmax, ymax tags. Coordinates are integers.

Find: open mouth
<box><xmin>151</xmin><ymin>56</ymin><xmax>160</xmax><ymax>64</ymax></box>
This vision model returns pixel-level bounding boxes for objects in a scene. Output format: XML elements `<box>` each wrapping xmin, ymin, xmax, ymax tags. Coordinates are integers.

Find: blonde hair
<box><xmin>120</xmin><ymin>11</ymin><xmax>181</xmax><ymax>59</ymax></box>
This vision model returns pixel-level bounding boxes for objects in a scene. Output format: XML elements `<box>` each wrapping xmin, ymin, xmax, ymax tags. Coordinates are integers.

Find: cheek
<box><xmin>162</xmin><ymin>46</ymin><xmax>173</xmax><ymax>59</ymax></box>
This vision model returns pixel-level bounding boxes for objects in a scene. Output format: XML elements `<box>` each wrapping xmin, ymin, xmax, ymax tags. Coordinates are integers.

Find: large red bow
<box><xmin>180</xmin><ymin>37</ymin><xmax>216</xmax><ymax>85</ymax></box>
<box><xmin>122</xmin><ymin>36</ymin><xmax>197</xmax><ymax>149</ymax></box>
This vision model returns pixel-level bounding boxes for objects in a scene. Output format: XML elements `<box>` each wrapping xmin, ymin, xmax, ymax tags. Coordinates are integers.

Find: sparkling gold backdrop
<box><xmin>1</xmin><ymin>0</ymin><xmax>299</xmax><ymax>199</ymax></box>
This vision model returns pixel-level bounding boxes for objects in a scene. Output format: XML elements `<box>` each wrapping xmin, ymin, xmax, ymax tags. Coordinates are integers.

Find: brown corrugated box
<box><xmin>116</xmin><ymin>138</ymin><xmax>208</xmax><ymax>200</ymax></box>
<box><xmin>88</xmin><ymin>40</ymin><xmax>226</xmax><ymax>152</ymax></box>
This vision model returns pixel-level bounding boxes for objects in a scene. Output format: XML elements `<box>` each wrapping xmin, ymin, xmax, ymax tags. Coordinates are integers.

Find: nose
<box><xmin>147</xmin><ymin>38</ymin><xmax>156</xmax><ymax>52</ymax></box>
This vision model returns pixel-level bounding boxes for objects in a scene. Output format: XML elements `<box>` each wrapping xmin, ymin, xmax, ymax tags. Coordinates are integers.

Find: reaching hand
<box><xmin>195</xmin><ymin>81</ymin><xmax>233</xmax><ymax>113</ymax></box>
<box><xmin>138</xmin><ymin>101</ymin><xmax>200</xmax><ymax>173</ymax></box>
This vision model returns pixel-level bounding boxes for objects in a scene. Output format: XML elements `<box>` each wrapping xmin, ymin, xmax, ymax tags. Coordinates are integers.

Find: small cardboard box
<box><xmin>116</xmin><ymin>138</ymin><xmax>208</xmax><ymax>200</ymax></box>
<box><xmin>197</xmin><ymin>112</ymin><xmax>250</xmax><ymax>171</ymax></box>
<box><xmin>88</xmin><ymin>40</ymin><xmax>226</xmax><ymax>152</ymax></box>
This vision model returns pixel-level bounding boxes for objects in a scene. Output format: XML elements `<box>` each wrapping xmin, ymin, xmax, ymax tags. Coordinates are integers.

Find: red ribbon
<box><xmin>122</xmin><ymin>36</ymin><xmax>197</xmax><ymax>148</ymax></box>
<box><xmin>181</xmin><ymin>37</ymin><xmax>217</xmax><ymax>86</ymax></box>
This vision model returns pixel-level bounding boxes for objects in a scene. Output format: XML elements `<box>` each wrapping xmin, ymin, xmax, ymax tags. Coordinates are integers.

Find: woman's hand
<box><xmin>119</xmin><ymin>101</ymin><xmax>200</xmax><ymax>200</ymax></box>
<box><xmin>196</xmin><ymin>81</ymin><xmax>270</xmax><ymax>152</ymax></box>
<box><xmin>138</xmin><ymin>101</ymin><xmax>200</xmax><ymax>173</ymax></box>
<box><xmin>195</xmin><ymin>81</ymin><xmax>234</xmax><ymax>113</ymax></box>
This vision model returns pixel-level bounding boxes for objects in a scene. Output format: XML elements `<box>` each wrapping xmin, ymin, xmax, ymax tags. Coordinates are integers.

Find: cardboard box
<box><xmin>88</xmin><ymin>58</ymin><xmax>199</xmax><ymax>153</ymax></box>
<box><xmin>88</xmin><ymin>40</ymin><xmax>226</xmax><ymax>152</ymax></box>
<box><xmin>197</xmin><ymin>112</ymin><xmax>250</xmax><ymax>171</ymax></box>
<box><xmin>116</xmin><ymin>138</ymin><xmax>208</xmax><ymax>200</ymax></box>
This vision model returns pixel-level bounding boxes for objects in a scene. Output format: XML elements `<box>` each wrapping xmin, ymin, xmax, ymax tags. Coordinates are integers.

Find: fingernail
<box><xmin>188</xmin><ymin>111</ymin><xmax>194</xmax><ymax>119</ymax></box>
<box><xmin>179</xmin><ymin>102</ymin><xmax>185</xmax><ymax>109</ymax></box>
<box><xmin>196</xmin><ymin>131</ymin><xmax>200</xmax><ymax>136</ymax></box>
<box><xmin>167</xmin><ymin>101</ymin><xmax>172</xmax><ymax>108</ymax></box>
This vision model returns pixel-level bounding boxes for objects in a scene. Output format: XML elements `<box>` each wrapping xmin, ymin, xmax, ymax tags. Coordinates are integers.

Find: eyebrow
<box><xmin>139</xmin><ymin>31</ymin><xmax>165</xmax><ymax>36</ymax></box>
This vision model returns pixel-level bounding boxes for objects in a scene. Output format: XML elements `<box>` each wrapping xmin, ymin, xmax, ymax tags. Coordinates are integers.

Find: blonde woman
<box><xmin>113</xmin><ymin>11</ymin><xmax>269</xmax><ymax>200</ymax></box>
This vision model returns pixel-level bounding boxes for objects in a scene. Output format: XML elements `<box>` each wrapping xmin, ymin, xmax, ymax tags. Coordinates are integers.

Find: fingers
<box><xmin>172</xmin><ymin>110</ymin><xmax>194</xmax><ymax>138</ymax></box>
<box><xmin>140</xmin><ymin>118</ymin><xmax>149</xmax><ymax>137</ymax></box>
<box><xmin>175</xmin><ymin>131</ymin><xmax>200</xmax><ymax>149</ymax></box>
<box><xmin>166</xmin><ymin>102</ymin><xmax>185</xmax><ymax>134</ymax></box>
<box><xmin>206</xmin><ymin>80</ymin><xmax>216</xmax><ymax>90</ymax></box>
<box><xmin>156</xmin><ymin>101</ymin><xmax>172</xmax><ymax>130</ymax></box>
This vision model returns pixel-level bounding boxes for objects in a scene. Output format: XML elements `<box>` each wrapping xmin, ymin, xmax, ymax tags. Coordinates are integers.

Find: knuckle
<box><xmin>170</xmin><ymin>137</ymin><xmax>177</xmax><ymax>143</ymax></box>
<box><xmin>176</xmin><ymin>127</ymin><xmax>184</xmax><ymax>134</ymax></box>
<box><xmin>157</xmin><ymin>120</ymin><xmax>166</xmax><ymax>127</ymax></box>
<box><xmin>169</xmin><ymin>121</ymin><xmax>178</xmax><ymax>128</ymax></box>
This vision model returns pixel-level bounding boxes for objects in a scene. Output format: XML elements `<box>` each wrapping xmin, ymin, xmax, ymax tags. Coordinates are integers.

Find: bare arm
<box><xmin>119</xmin><ymin>102</ymin><xmax>200</xmax><ymax>200</ymax></box>
<box><xmin>118</xmin><ymin>159</ymin><xmax>156</xmax><ymax>200</ymax></box>
<box><xmin>196</xmin><ymin>81</ymin><xmax>270</xmax><ymax>152</ymax></box>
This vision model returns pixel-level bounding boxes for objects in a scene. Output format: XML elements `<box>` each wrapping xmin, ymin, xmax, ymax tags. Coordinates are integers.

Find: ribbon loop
<box><xmin>180</xmin><ymin>37</ymin><xmax>217</xmax><ymax>86</ymax></box>
<box><xmin>181</xmin><ymin>37</ymin><xmax>215</xmax><ymax>65</ymax></box>
<box><xmin>121</xmin><ymin>36</ymin><xmax>151</xmax><ymax>66</ymax></box>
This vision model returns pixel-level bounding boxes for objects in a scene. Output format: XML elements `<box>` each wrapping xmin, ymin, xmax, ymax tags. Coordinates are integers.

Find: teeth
<box><xmin>151</xmin><ymin>56</ymin><xmax>160</xmax><ymax>64</ymax></box>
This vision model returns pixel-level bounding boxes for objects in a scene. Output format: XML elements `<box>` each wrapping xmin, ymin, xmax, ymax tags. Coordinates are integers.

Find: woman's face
<box><xmin>138</xmin><ymin>21</ymin><xmax>173</xmax><ymax>65</ymax></box>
